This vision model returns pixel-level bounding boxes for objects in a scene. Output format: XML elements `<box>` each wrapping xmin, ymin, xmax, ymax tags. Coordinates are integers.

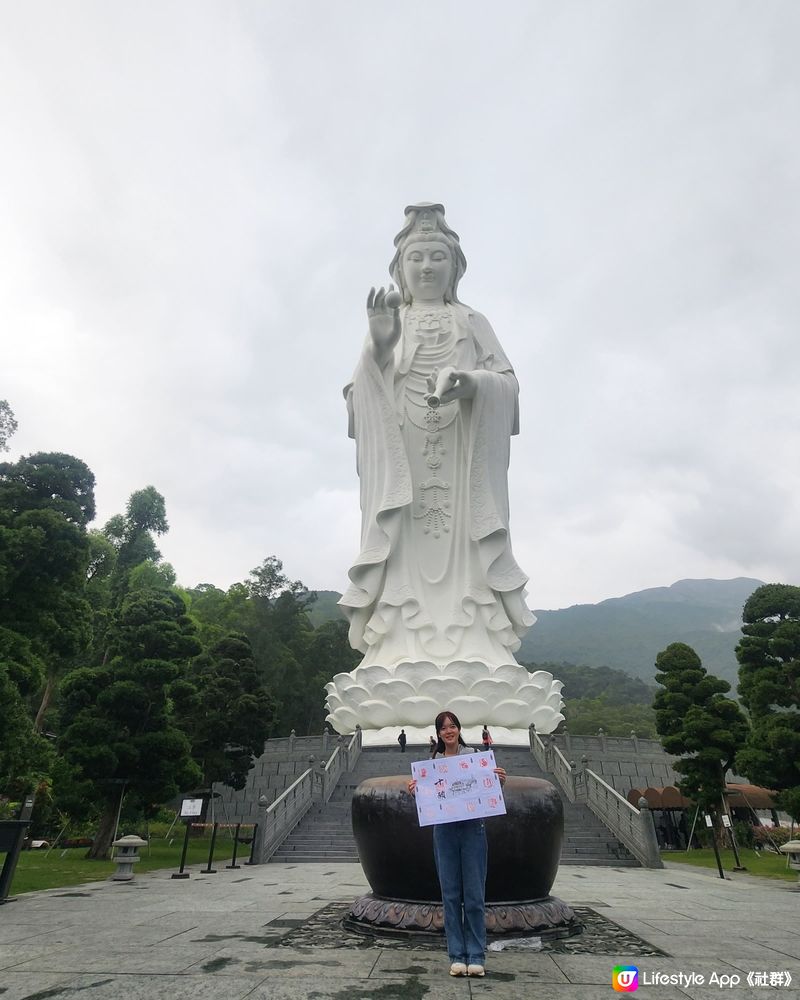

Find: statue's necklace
<box><xmin>406</xmin><ymin>304</ymin><xmax>452</xmax><ymax>345</ymax></box>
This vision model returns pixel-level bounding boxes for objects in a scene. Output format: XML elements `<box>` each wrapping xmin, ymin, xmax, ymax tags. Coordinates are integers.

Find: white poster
<box><xmin>180</xmin><ymin>797</ymin><xmax>204</xmax><ymax>818</ymax></box>
<box><xmin>410</xmin><ymin>750</ymin><xmax>507</xmax><ymax>827</ymax></box>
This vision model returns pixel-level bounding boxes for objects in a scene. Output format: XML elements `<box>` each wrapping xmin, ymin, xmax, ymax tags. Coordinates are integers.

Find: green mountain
<box><xmin>307</xmin><ymin>578</ymin><xmax>764</xmax><ymax>690</ymax></box>
<box><xmin>519</xmin><ymin>577</ymin><xmax>763</xmax><ymax>690</ymax></box>
<box><xmin>307</xmin><ymin>590</ymin><xmax>347</xmax><ymax>628</ymax></box>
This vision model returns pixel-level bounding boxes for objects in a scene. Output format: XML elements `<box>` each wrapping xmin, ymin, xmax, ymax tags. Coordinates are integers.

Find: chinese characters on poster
<box><xmin>410</xmin><ymin>750</ymin><xmax>506</xmax><ymax>827</ymax></box>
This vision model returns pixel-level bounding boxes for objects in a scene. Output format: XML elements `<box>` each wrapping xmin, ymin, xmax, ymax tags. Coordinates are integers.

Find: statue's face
<box><xmin>402</xmin><ymin>241</ymin><xmax>453</xmax><ymax>302</ymax></box>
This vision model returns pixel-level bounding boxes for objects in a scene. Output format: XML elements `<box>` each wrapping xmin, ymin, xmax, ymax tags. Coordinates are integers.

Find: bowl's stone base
<box><xmin>344</xmin><ymin>893</ymin><xmax>580</xmax><ymax>938</ymax></box>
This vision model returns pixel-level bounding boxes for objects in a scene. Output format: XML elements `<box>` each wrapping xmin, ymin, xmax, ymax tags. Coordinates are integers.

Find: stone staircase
<box><xmin>499</xmin><ymin>748</ymin><xmax>638</xmax><ymax>867</ymax></box>
<box><xmin>269</xmin><ymin>746</ymin><xmax>638</xmax><ymax>867</ymax></box>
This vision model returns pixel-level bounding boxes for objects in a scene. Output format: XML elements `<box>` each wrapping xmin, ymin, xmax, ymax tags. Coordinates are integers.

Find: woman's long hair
<box><xmin>433</xmin><ymin>710</ymin><xmax>467</xmax><ymax>757</ymax></box>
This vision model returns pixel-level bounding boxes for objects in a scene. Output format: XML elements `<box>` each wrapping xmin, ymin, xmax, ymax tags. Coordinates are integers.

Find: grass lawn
<box><xmin>663</xmin><ymin>848</ymin><xmax>797</xmax><ymax>882</ymax></box>
<box><xmin>7</xmin><ymin>831</ymin><xmax>248</xmax><ymax>896</ymax></box>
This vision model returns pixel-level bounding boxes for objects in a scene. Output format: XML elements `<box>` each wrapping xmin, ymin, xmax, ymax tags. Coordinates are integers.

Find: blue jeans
<box><xmin>433</xmin><ymin>819</ymin><xmax>487</xmax><ymax>965</ymax></box>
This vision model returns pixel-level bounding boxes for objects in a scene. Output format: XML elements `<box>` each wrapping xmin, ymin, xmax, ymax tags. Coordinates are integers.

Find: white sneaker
<box><xmin>468</xmin><ymin>964</ymin><xmax>486</xmax><ymax>977</ymax></box>
<box><xmin>449</xmin><ymin>962</ymin><xmax>467</xmax><ymax>977</ymax></box>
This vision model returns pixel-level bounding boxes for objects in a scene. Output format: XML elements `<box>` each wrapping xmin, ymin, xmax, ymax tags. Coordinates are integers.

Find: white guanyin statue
<box><xmin>325</xmin><ymin>203</ymin><xmax>564</xmax><ymax>744</ymax></box>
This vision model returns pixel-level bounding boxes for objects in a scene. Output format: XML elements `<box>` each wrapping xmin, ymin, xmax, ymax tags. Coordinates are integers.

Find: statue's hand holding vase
<box><xmin>426</xmin><ymin>366</ymin><xmax>478</xmax><ymax>407</ymax></box>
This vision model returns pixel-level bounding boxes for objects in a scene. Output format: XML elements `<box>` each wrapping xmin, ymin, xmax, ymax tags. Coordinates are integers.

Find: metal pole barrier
<box><xmin>201</xmin><ymin>822</ymin><xmax>219</xmax><ymax>874</ymax></box>
<box><xmin>171</xmin><ymin>821</ymin><xmax>192</xmax><ymax>879</ymax></box>
<box><xmin>0</xmin><ymin>796</ymin><xmax>33</xmax><ymax>904</ymax></box>
<box><xmin>706</xmin><ymin>810</ymin><xmax>726</xmax><ymax>880</ymax></box>
<box><xmin>226</xmin><ymin>824</ymin><xmax>242</xmax><ymax>870</ymax></box>
<box><xmin>720</xmin><ymin>791</ymin><xmax>746</xmax><ymax>871</ymax></box>
<box><xmin>245</xmin><ymin>824</ymin><xmax>259</xmax><ymax>865</ymax></box>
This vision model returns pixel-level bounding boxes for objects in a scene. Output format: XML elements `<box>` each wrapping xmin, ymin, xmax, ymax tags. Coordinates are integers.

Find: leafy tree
<box><xmin>653</xmin><ymin>642</ymin><xmax>748</xmax><ymax>811</ymax></box>
<box><xmin>83</xmin><ymin>530</ymin><xmax>119</xmax><ymax>663</ymax></box>
<box><xmin>187</xmin><ymin>558</ymin><xmax>325</xmax><ymax>735</ymax></box>
<box><xmin>305</xmin><ymin>619</ymin><xmax>361</xmax><ymax>730</ymax></box>
<box><xmin>127</xmin><ymin>559</ymin><xmax>177</xmax><ymax>593</ymax></box>
<box><xmin>735</xmin><ymin>583</ymin><xmax>800</xmax><ymax>821</ymax></box>
<box><xmin>58</xmin><ymin>590</ymin><xmax>202</xmax><ymax>859</ymax></box>
<box><xmin>0</xmin><ymin>628</ymin><xmax>51</xmax><ymax>797</ymax></box>
<box><xmin>183</xmin><ymin>583</ymin><xmax>240</xmax><ymax>648</ymax></box>
<box><xmin>247</xmin><ymin>555</ymin><xmax>310</xmax><ymax>604</ymax></box>
<box><xmin>0</xmin><ymin>400</ymin><xmax>18</xmax><ymax>452</ymax></box>
<box><xmin>104</xmin><ymin>486</ymin><xmax>169</xmax><ymax>606</ymax></box>
<box><xmin>307</xmin><ymin>619</ymin><xmax>361</xmax><ymax>682</ymax></box>
<box><xmin>0</xmin><ymin>451</ymin><xmax>95</xmax><ymax>526</ymax></box>
<box><xmin>525</xmin><ymin>660</ymin><xmax>655</xmax><ymax>704</ymax></box>
<box><xmin>562</xmin><ymin>695</ymin><xmax>657</xmax><ymax>737</ymax></box>
<box><xmin>172</xmin><ymin>634</ymin><xmax>277</xmax><ymax>789</ymax></box>
<box><xmin>0</xmin><ymin>453</ymin><xmax>95</xmax><ymax>732</ymax></box>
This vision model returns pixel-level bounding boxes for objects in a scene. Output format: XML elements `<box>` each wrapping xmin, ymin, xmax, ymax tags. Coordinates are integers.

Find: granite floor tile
<box><xmin>181</xmin><ymin>945</ymin><xmax>379</xmax><ymax>978</ymax></box>
<box><xmin>0</xmin><ymin>943</ymin><xmax>80</xmax><ymax>973</ymax></box>
<box><xmin>15</xmin><ymin>972</ymin><xmax>269</xmax><ymax>999</ymax></box>
<box><xmin>241</xmin><ymin>976</ymin><xmax>471</xmax><ymax>999</ymax></box>
<box><xmin>550</xmin><ymin>954</ymin><xmax>746</xmax><ymax>986</ymax></box>
<box><xmin>468</xmin><ymin>985</ymin><xmax>688</xmax><ymax>1000</ymax></box>
<box><xmin>8</xmin><ymin>944</ymin><xmax>227</xmax><ymax>976</ymax></box>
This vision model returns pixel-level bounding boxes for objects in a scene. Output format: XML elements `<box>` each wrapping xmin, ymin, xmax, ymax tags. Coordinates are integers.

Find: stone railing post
<box><xmin>570</xmin><ymin>754</ymin><xmax>588</xmax><ymax>802</ymax></box>
<box><xmin>562</xmin><ymin>726</ymin><xmax>571</xmax><ymax>756</ymax></box>
<box><xmin>630</xmin><ymin>729</ymin><xmax>639</xmax><ymax>753</ymax></box>
<box><xmin>289</xmin><ymin>729</ymin><xmax>296</xmax><ymax>751</ymax></box>
<box><xmin>528</xmin><ymin>722</ymin><xmax>536</xmax><ymax>753</ymax></box>
<box><xmin>308</xmin><ymin>755</ymin><xmax>322</xmax><ymax>802</ymax></box>
<box><xmin>255</xmin><ymin>793</ymin><xmax>270</xmax><ymax>864</ymax></box>
<box><xmin>569</xmin><ymin>760</ymin><xmax>578</xmax><ymax>801</ymax></box>
<box><xmin>638</xmin><ymin>796</ymin><xmax>662</xmax><ymax>868</ymax></box>
<box><xmin>598</xmin><ymin>727</ymin><xmax>607</xmax><ymax>753</ymax></box>
<box><xmin>579</xmin><ymin>753</ymin><xmax>589</xmax><ymax>801</ymax></box>
<box><xmin>322</xmin><ymin>729</ymin><xmax>329</xmax><ymax>755</ymax></box>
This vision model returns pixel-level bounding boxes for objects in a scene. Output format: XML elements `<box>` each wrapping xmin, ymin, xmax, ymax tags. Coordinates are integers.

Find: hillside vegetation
<box><xmin>310</xmin><ymin>579</ymin><xmax>762</xmax><ymax>690</ymax></box>
<box><xmin>520</xmin><ymin>578</ymin><xmax>761</xmax><ymax>688</ymax></box>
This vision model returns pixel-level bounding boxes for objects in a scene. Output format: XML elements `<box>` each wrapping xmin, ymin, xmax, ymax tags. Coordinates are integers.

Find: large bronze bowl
<box><xmin>351</xmin><ymin>775</ymin><xmax>562</xmax><ymax>901</ymax></box>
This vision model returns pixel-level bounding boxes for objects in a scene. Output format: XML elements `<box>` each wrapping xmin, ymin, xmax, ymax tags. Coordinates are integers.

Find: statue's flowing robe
<box><xmin>339</xmin><ymin>304</ymin><xmax>535</xmax><ymax>667</ymax></box>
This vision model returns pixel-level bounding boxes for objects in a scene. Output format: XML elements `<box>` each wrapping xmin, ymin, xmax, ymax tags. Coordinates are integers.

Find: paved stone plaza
<box><xmin>1</xmin><ymin>860</ymin><xmax>798</xmax><ymax>999</ymax></box>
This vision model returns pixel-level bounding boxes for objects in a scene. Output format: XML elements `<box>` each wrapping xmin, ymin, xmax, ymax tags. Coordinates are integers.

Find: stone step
<box><xmin>560</xmin><ymin>857</ymin><xmax>639</xmax><ymax>867</ymax></box>
<box><xmin>270</xmin><ymin>746</ymin><xmax>640</xmax><ymax>868</ymax></box>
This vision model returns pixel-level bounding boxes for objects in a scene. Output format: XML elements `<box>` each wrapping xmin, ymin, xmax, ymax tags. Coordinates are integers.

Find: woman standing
<box><xmin>408</xmin><ymin>710</ymin><xmax>506</xmax><ymax>978</ymax></box>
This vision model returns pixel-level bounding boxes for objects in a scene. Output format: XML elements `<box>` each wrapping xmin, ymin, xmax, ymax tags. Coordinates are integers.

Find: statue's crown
<box><xmin>394</xmin><ymin>203</ymin><xmax>449</xmax><ymax>248</ymax></box>
<box><xmin>407</xmin><ymin>204</ymin><xmax>442</xmax><ymax>236</ymax></box>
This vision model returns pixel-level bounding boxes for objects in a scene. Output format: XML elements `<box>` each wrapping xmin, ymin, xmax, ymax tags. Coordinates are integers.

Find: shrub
<box><xmin>753</xmin><ymin>825</ymin><xmax>793</xmax><ymax>850</ymax></box>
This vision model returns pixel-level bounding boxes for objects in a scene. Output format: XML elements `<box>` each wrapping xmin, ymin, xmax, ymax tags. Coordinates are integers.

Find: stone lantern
<box><xmin>111</xmin><ymin>835</ymin><xmax>147</xmax><ymax>881</ymax></box>
<box><xmin>779</xmin><ymin>840</ymin><xmax>800</xmax><ymax>885</ymax></box>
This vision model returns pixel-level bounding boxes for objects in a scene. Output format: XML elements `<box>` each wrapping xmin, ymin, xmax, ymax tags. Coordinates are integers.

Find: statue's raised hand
<box><xmin>367</xmin><ymin>285</ymin><xmax>401</xmax><ymax>366</ymax></box>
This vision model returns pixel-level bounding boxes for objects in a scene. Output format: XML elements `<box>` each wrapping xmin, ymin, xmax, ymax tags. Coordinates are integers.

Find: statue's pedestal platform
<box><xmin>360</xmin><ymin>726</ymin><xmax>532</xmax><ymax>747</ymax></box>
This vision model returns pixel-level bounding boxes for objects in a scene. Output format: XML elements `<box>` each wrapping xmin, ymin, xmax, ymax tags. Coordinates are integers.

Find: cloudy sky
<box><xmin>2</xmin><ymin>1</ymin><xmax>798</xmax><ymax>611</ymax></box>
